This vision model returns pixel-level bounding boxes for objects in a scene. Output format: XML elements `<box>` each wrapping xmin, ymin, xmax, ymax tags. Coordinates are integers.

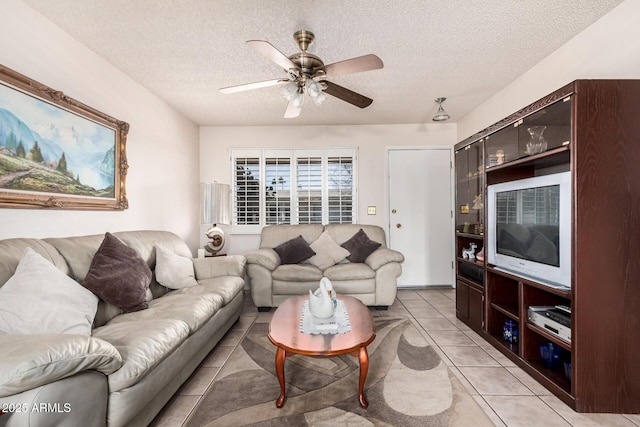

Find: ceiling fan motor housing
<box><xmin>293</xmin><ymin>30</ymin><xmax>315</xmax><ymax>51</ymax></box>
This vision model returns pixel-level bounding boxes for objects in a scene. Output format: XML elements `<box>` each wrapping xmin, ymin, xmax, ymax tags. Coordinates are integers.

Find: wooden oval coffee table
<box><xmin>268</xmin><ymin>295</ymin><xmax>376</xmax><ymax>409</ymax></box>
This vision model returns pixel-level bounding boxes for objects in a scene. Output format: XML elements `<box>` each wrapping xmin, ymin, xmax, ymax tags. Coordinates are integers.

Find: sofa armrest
<box><xmin>365</xmin><ymin>248</ymin><xmax>405</xmax><ymax>271</ymax></box>
<box><xmin>0</xmin><ymin>334</ymin><xmax>122</xmax><ymax>398</ymax></box>
<box><xmin>193</xmin><ymin>255</ymin><xmax>247</xmax><ymax>280</ymax></box>
<box><xmin>245</xmin><ymin>249</ymin><xmax>280</xmax><ymax>271</ymax></box>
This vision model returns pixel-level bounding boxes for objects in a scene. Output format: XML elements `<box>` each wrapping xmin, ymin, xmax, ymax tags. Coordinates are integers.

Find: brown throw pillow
<box><xmin>83</xmin><ymin>232</ymin><xmax>152</xmax><ymax>313</ymax></box>
<box><xmin>273</xmin><ymin>235</ymin><xmax>316</xmax><ymax>264</ymax></box>
<box><xmin>341</xmin><ymin>229</ymin><xmax>382</xmax><ymax>263</ymax></box>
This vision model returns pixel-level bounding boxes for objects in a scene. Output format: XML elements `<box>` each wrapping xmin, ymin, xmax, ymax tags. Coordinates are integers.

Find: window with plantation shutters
<box><xmin>265</xmin><ymin>156</ymin><xmax>291</xmax><ymax>225</ymax></box>
<box><xmin>327</xmin><ymin>156</ymin><xmax>353</xmax><ymax>223</ymax></box>
<box><xmin>296</xmin><ymin>156</ymin><xmax>322</xmax><ymax>224</ymax></box>
<box><xmin>234</xmin><ymin>156</ymin><xmax>260</xmax><ymax>225</ymax></box>
<box><xmin>230</xmin><ymin>148</ymin><xmax>357</xmax><ymax>232</ymax></box>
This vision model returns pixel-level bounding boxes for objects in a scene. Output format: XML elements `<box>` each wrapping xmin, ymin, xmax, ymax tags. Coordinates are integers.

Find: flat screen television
<box><xmin>487</xmin><ymin>171</ymin><xmax>571</xmax><ymax>289</ymax></box>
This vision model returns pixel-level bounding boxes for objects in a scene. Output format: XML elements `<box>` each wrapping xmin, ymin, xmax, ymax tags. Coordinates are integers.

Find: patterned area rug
<box><xmin>186</xmin><ymin>317</ymin><xmax>493</xmax><ymax>426</ymax></box>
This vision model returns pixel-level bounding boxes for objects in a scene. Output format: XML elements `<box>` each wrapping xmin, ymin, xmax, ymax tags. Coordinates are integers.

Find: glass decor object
<box><xmin>526</xmin><ymin>126</ymin><xmax>548</xmax><ymax>155</ymax></box>
<box><xmin>503</xmin><ymin>319</ymin><xmax>519</xmax><ymax>343</ymax></box>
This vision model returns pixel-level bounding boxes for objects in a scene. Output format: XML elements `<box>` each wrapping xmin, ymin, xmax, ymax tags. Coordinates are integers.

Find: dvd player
<box><xmin>528</xmin><ymin>306</ymin><xmax>571</xmax><ymax>343</ymax></box>
<box><xmin>545</xmin><ymin>308</ymin><xmax>571</xmax><ymax>328</ymax></box>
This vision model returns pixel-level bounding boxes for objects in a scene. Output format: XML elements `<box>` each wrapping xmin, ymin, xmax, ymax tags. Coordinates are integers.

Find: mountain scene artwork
<box><xmin>0</xmin><ymin>82</ymin><xmax>116</xmax><ymax>199</ymax></box>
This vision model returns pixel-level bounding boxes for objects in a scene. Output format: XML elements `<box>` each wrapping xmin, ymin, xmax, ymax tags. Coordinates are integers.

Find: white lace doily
<box><xmin>300</xmin><ymin>299</ymin><xmax>351</xmax><ymax>334</ymax></box>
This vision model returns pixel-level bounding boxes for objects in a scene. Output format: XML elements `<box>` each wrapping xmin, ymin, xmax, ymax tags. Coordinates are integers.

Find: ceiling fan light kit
<box><xmin>220</xmin><ymin>30</ymin><xmax>383</xmax><ymax>118</ymax></box>
<box><xmin>432</xmin><ymin>97</ymin><xmax>451</xmax><ymax>122</ymax></box>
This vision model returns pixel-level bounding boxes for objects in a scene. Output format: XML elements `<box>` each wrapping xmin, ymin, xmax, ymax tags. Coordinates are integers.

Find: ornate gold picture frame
<box><xmin>0</xmin><ymin>64</ymin><xmax>128</xmax><ymax>210</ymax></box>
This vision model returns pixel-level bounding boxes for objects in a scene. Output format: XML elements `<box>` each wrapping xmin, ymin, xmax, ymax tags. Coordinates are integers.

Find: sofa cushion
<box><xmin>92</xmin><ymin>318</ymin><xmax>190</xmax><ymax>392</ymax></box>
<box><xmin>0</xmin><ymin>238</ymin><xmax>69</xmax><ymax>288</ymax></box>
<box><xmin>155</xmin><ymin>245</ymin><xmax>198</xmax><ymax>289</ymax></box>
<box><xmin>340</xmin><ymin>229</ymin><xmax>382</xmax><ymax>263</ymax></box>
<box><xmin>325</xmin><ymin>224</ymin><xmax>387</xmax><ymax>248</ymax></box>
<box><xmin>272</xmin><ymin>264</ymin><xmax>324</xmax><ymax>282</ymax></box>
<box><xmin>0</xmin><ymin>334</ymin><xmax>122</xmax><ymax>398</ymax></box>
<box><xmin>83</xmin><ymin>232</ymin><xmax>152</xmax><ymax>313</ymax></box>
<box><xmin>324</xmin><ymin>262</ymin><xmax>376</xmax><ymax>281</ymax></box>
<box><xmin>186</xmin><ymin>276</ymin><xmax>245</xmax><ymax>305</ymax></box>
<box><xmin>0</xmin><ymin>248</ymin><xmax>98</xmax><ymax>336</ymax></box>
<box><xmin>306</xmin><ymin>231</ymin><xmax>351</xmax><ymax>270</ymax></box>
<box><xmin>273</xmin><ymin>235</ymin><xmax>316</xmax><ymax>264</ymax></box>
<box><xmin>106</xmin><ymin>293</ymin><xmax>223</xmax><ymax>333</ymax></box>
<box><xmin>259</xmin><ymin>224</ymin><xmax>324</xmax><ymax>249</ymax></box>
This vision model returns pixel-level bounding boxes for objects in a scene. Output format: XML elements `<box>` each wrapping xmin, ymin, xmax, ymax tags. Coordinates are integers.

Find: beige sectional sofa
<box><xmin>246</xmin><ymin>224</ymin><xmax>403</xmax><ymax>310</ymax></box>
<box><xmin>0</xmin><ymin>230</ymin><xmax>246</xmax><ymax>427</ymax></box>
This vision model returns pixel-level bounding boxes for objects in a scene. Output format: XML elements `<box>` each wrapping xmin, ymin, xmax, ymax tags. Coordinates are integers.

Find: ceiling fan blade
<box><xmin>322</xmin><ymin>81</ymin><xmax>373</xmax><ymax>108</ymax></box>
<box><xmin>247</xmin><ymin>40</ymin><xmax>299</xmax><ymax>72</ymax></box>
<box><xmin>320</xmin><ymin>54</ymin><xmax>383</xmax><ymax>79</ymax></box>
<box><xmin>284</xmin><ymin>99</ymin><xmax>301</xmax><ymax>119</ymax></box>
<box><xmin>219</xmin><ymin>79</ymin><xmax>288</xmax><ymax>94</ymax></box>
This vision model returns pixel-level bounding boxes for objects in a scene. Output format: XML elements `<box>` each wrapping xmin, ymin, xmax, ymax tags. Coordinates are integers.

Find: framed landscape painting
<box><xmin>0</xmin><ymin>64</ymin><xmax>129</xmax><ymax>210</ymax></box>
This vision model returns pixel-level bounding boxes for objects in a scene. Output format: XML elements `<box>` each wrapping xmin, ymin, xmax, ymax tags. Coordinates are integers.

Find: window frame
<box><xmin>230</xmin><ymin>147</ymin><xmax>357</xmax><ymax>234</ymax></box>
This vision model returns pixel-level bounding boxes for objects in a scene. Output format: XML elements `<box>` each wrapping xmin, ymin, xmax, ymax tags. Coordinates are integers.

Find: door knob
<box><xmin>396</xmin><ymin>223</ymin><xmax>402</xmax><ymax>228</ymax></box>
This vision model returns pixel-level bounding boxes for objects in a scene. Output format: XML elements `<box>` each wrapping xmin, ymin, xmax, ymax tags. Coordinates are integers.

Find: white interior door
<box><xmin>388</xmin><ymin>148</ymin><xmax>454</xmax><ymax>288</ymax></box>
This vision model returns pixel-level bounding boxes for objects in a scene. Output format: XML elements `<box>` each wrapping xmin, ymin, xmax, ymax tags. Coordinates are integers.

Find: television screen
<box><xmin>495</xmin><ymin>184</ymin><xmax>560</xmax><ymax>267</ymax></box>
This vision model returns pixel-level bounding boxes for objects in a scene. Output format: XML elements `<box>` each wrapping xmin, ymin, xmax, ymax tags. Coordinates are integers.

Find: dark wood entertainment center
<box><xmin>454</xmin><ymin>80</ymin><xmax>640</xmax><ymax>413</ymax></box>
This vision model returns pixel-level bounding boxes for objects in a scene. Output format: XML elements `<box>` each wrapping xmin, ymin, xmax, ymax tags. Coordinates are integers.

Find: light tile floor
<box><xmin>151</xmin><ymin>289</ymin><xmax>640</xmax><ymax>427</ymax></box>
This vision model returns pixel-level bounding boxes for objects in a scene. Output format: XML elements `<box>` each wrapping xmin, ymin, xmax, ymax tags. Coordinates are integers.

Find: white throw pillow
<box><xmin>0</xmin><ymin>248</ymin><xmax>98</xmax><ymax>336</ymax></box>
<box><xmin>155</xmin><ymin>245</ymin><xmax>198</xmax><ymax>289</ymax></box>
<box><xmin>307</xmin><ymin>231</ymin><xmax>351</xmax><ymax>270</ymax></box>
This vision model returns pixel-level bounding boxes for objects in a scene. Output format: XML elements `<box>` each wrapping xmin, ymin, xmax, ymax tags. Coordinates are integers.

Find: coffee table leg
<box><xmin>275</xmin><ymin>346</ymin><xmax>286</xmax><ymax>408</ymax></box>
<box><xmin>358</xmin><ymin>346</ymin><xmax>369</xmax><ymax>409</ymax></box>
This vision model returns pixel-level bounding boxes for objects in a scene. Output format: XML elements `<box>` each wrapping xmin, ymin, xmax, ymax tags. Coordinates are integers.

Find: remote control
<box><xmin>555</xmin><ymin>305</ymin><xmax>571</xmax><ymax>315</ymax></box>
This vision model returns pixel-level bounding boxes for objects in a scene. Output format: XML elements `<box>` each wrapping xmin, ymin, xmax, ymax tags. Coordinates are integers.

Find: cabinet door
<box><xmin>468</xmin><ymin>285</ymin><xmax>484</xmax><ymax>330</ymax></box>
<box><xmin>455</xmin><ymin>142</ymin><xmax>483</xmax><ymax>235</ymax></box>
<box><xmin>484</xmin><ymin>98</ymin><xmax>571</xmax><ymax>168</ymax></box>
<box><xmin>456</xmin><ymin>280</ymin><xmax>469</xmax><ymax>320</ymax></box>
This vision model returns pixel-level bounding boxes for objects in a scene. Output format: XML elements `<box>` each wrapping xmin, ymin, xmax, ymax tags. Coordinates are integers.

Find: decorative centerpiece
<box><xmin>525</xmin><ymin>126</ymin><xmax>548</xmax><ymax>155</ymax></box>
<box><xmin>308</xmin><ymin>277</ymin><xmax>336</xmax><ymax>319</ymax></box>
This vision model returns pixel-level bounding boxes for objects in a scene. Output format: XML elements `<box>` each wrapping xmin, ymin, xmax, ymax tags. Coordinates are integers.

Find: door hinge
<box><xmin>451</xmin><ymin>261</ymin><xmax>454</xmax><ymax>269</ymax></box>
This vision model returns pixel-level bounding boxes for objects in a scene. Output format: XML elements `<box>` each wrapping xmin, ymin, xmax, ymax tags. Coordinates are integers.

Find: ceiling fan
<box><xmin>220</xmin><ymin>30</ymin><xmax>384</xmax><ymax>118</ymax></box>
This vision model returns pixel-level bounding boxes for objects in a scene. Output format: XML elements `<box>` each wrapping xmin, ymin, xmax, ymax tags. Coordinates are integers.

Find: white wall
<box><xmin>458</xmin><ymin>0</ymin><xmax>640</xmax><ymax>141</ymax></box>
<box><xmin>200</xmin><ymin>123</ymin><xmax>457</xmax><ymax>254</ymax></box>
<box><xmin>0</xmin><ymin>0</ymin><xmax>201</xmax><ymax>250</ymax></box>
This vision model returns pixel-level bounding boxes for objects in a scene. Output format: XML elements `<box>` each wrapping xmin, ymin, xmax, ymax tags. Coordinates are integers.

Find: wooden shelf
<box><xmin>526</xmin><ymin>322</ymin><xmax>571</xmax><ymax>351</ymax></box>
<box><xmin>487</xmin><ymin>266</ymin><xmax>571</xmax><ymax>299</ymax></box>
<box><xmin>489</xmin><ymin>332</ymin><xmax>520</xmax><ymax>357</ymax></box>
<box><xmin>486</xmin><ymin>145</ymin><xmax>570</xmax><ymax>174</ymax></box>
<box><xmin>457</xmin><ymin>257</ymin><xmax>484</xmax><ymax>268</ymax></box>
<box><xmin>456</xmin><ymin>232</ymin><xmax>484</xmax><ymax>239</ymax></box>
<box><xmin>525</xmin><ymin>358</ymin><xmax>572</xmax><ymax>395</ymax></box>
<box><xmin>490</xmin><ymin>302</ymin><xmax>518</xmax><ymax>320</ymax></box>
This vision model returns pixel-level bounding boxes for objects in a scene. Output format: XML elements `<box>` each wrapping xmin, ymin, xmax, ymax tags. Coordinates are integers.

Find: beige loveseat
<box><xmin>246</xmin><ymin>224</ymin><xmax>403</xmax><ymax>310</ymax></box>
<box><xmin>0</xmin><ymin>230</ymin><xmax>246</xmax><ymax>427</ymax></box>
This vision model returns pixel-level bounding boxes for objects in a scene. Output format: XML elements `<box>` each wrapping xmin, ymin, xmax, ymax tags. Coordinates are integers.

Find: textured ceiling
<box><xmin>22</xmin><ymin>0</ymin><xmax>623</xmax><ymax>126</ymax></box>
